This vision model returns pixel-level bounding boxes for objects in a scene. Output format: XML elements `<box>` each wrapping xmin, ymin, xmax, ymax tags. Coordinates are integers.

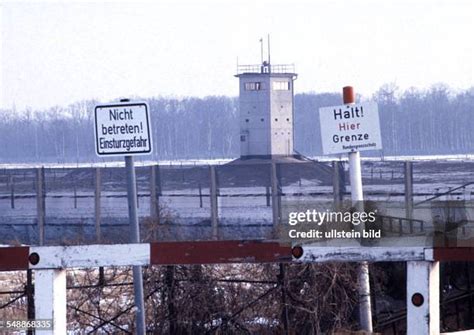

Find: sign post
<box><xmin>94</xmin><ymin>99</ymin><xmax>153</xmax><ymax>335</ymax></box>
<box><xmin>319</xmin><ymin>86</ymin><xmax>382</xmax><ymax>332</ymax></box>
<box><xmin>343</xmin><ymin>87</ymin><xmax>373</xmax><ymax>332</ymax></box>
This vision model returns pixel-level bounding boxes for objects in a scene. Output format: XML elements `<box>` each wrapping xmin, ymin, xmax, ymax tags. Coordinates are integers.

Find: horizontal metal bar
<box><xmin>0</xmin><ymin>246</ymin><xmax>29</xmax><ymax>270</ymax></box>
<box><xmin>3</xmin><ymin>243</ymin><xmax>474</xmax><ymax>271</ymax></box>
<box><xmin>29</xmin><ymin>244</ymin><xmax>150</xmax><ymax>269</ymax></box>
<box><xmin>432</xmin><ymin>247</ymin><xmax>474</xmax><ymax>261</ymax></box>
<box><xmin>150</xmin><ymin>240</ymin><xmax>292</xmax><ymax>265</ymax></box>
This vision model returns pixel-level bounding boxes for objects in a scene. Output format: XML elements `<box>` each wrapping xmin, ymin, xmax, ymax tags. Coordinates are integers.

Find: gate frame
<box><xmin>1</xmin><ymin>242</ymin><xmax>473</xmax><ymax>334</ymax></box>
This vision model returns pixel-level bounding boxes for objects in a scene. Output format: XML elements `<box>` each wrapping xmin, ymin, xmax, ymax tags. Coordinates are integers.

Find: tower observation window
<box><xmin>244</xmin><ymin>82</ymin><xmax>263</xmax><ymax>91</ymax></box>
<box><xmin>272</xmin><ymin>81</ymin><xmax>290</xmax><ymax>90</ymax></box>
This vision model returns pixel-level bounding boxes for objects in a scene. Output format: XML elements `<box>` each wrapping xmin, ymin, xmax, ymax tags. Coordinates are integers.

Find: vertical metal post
<box><xmin>279</xmin><ymin>263</ymin><xmax>290</xmax><ymax>335</ymax></box>
<box><xmin>266</xmin><ymin>186</ymin><xmax>271</xmax><ymax>207</ymax></box>
<box><xmin>26</xmin><ymin>269</ymin><xmax>34</xmax><ymax>335</ymax></box>
<box><xmin>150</xmin><ymin>165</ymin><xmax>158</xmax><ymax>218</ymax></box>
<box><xmin>271</xmin><ymin>161</ymin><xmax>281</xmax><ymax>230</ymax></box>
<box><xmin>356</xmin><ymin>258</ymin><xmax>372</xmax><ymax>332</ymax></box>
<box><xmin>136</xmin><ymin>179</ymin><xmax>140</xmax><ymax>209</ymax></box>
<box><xmin>332</xmin><ymin>161</ymin><xmax>340</xmax><ymax>209</ymax></box>
<box><xmin>344</xmin><ymin>86</ymin><xmax>373</xmax><ymax>332</ymax></box>
<box><xmin>455</xmin><ymin>300</ymin><xmax>460</xmax><ymax>329</ymax></box>
<box><xmin>95</xmin><ymin>168</ymin><xmax>101</xmax><ymax>243</ymax></box>
<box><xmin>465</xmin><ymin>261</ymin><xmax>473</xmax><ymax>328</ymax></box>
<box><xmin>73</xmin><ymin>181</ymin><xmax>77</xmax><ymax>209</ymax></box>
<box><xmin>405</xmin><ymin>161</ymin><xmax>414</xmax><ymax>223</ymax></box>
<box><xmin>165</xmin><ymin>265</ymin><xmax>177</xmax><ymax>334</ymax></box>
<box><xmin>125</xmin><ymin>156</ymin><xmax>146</xmax><ymax>335</ymax></box>
<box><xmin>349</xmin><ymin>152</ymin><xmax>363</xmax><ymax>202</ymax></box>
<box><xmin>210</xmin><ymin>165</ymin><xmax>218</xmax><ymax>240</ymax></box>
<box><xmin>99</xmin><ymin>267</ymin><xmax>105</xmax><ymax>286</ymax></box>
<box><xmin>406</xmin><ymin>261</ymin><xmax>440</xmax><ymax>334</ymax></box>
<box><xmin>156</xmin><ymin>165</ymin><xmax>161</xmax><ymax>209</ymax></box>
<box><xmin>150</xmin><ymin>165</ymin><xmax>158</xmax><ymax>241</ymax></box>
<box><xmin>36</xmin><ymin>167</ymin><xmax>45</xmax><ymax>246</ymax></box>
<box><xmin>198</xmin><ymin>183</ymin><xmax>203</xmax><ymax>208</ymax></box>
<box><xmin>35</xmin><ymin>269</ymin><xmax>67</xmax><ymax>335</ymax></box>
<box><xmin>10</xmin><ymin>175</ymin><xmax>15</xmax><ymax>209</ymax></box>
<box><xmin>332</xmin><ymin>161</ymin><xmax>345</xmax><ymax>210</ymax></box>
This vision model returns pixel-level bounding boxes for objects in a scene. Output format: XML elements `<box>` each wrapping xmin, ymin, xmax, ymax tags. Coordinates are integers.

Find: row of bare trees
<box><xmin>0</xmin><ymin>84</ymin><xmax>472</xmax><ymax>163</ymax></box>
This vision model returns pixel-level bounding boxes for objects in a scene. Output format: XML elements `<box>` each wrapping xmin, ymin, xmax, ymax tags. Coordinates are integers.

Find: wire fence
<box><xmin>1</xmin><ymin>160</ymin><xmax>474</xmax><ymax>245</ymax></box>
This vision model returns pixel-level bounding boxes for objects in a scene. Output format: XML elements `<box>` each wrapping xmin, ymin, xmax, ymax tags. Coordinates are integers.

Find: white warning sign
<box><xmin>94</xmin><ymin>101</ymin><xmax>152</xmax><ymax>156</ymax></box>
<box><xmin>319</xmin><ymin>102</ymin><xmax>382</xmax><ymax>155</ymax></box>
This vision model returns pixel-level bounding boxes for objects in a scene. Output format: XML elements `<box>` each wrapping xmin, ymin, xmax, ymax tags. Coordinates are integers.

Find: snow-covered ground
<box><xmin>1</xmin><ymin>159</ymin><xmax>474</xmax><ymax>244</ymax></box>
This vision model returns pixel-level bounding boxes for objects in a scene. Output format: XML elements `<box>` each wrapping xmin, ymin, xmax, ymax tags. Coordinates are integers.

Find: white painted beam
<box><xmin>407</xmin><ymin>261</ymin><xmax>440</xmax><ymax>335</ymax></box>
<box><xmin>296</xmin><ymin>246</ymin><xmax>428</xmax><ymax>263</ymax></box>
<box><xmin>30</xmin><ymin>244</ymin><xmax>150</xmax><ymax>269</ymax></box>
<box><xmin>35</xmin><ymin>269</ymin><xmax>67</xmax><ymax>335</ymax></box>
<box><xmin>26</xmin><ymin>244</ymin><xmax>437</xmax><ymax>268</ymax></box>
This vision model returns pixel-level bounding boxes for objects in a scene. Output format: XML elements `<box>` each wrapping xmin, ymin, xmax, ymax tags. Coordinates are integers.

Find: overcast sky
<box><xmin>1</xmin><ymin>0</ymin><xmax>472</xmax><ymax>111</ymax></box>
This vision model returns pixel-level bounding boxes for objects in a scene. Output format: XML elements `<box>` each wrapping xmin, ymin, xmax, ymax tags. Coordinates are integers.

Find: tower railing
<box><xmin>236</xmin><ymin>63</ymin><xmax>296</xmax><ymax>74</ymax></box>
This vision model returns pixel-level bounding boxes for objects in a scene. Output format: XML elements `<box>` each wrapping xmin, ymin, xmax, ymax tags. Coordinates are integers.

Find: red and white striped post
<box><xmin>342</xmin><ymin>86</ymin><xmax>373</xmax><ymax>332</ymax></box>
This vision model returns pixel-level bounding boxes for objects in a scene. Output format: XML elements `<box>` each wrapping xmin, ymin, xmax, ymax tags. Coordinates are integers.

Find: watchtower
<box><xmin>235</xmin><ymin>60</ymin><xmax>297</xmax><ymax>159</ymax></box>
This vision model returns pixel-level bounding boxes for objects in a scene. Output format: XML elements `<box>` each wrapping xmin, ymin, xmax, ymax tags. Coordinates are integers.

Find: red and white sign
<box><xmin>319</xmin><ymin>102</ymin><xmax>382</xmax><ymax>155</ymax></box>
